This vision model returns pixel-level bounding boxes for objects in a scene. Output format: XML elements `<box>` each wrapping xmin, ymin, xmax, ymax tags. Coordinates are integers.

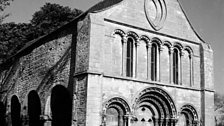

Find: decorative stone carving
<box><xmin>144</xmin><ymin>0</ymin><xmax>167</xmax><ymax>30</ymax></box>
<box><xmin>104</xmin><ymin>97</ymin><xmax>131</xmax><ymax>113</ymax></box>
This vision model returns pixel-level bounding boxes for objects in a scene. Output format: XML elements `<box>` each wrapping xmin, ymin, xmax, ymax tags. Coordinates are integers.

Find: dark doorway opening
<box><xmin>11</xmin><ymin>95</ymin><xmax>21</xmax><ymax>126</ymax></box>
<box><xmin>28</xmin><ymin>90</ymin><xmax>42</xmax><ymax>126</ymax></box>
<box><xmin>50</xmin><ymin>85</ymin><xmax>72</xmax><ymax>126</ymax></box>
<box><xmin>0</xmin><ymin>101</ymin><xmax>6</xmax><ymax>126</ymax></box>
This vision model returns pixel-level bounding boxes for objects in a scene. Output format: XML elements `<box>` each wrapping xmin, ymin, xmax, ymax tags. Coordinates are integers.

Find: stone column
<box><xmin>180</xmin><ymin>50</ymin><xmax>184</xmax><ymax>85</ymax></box>
<box><xmin>152</xmin><ymin>117</ymin><xmax>159</xmax><ymax>126</ymax></box>
<box><xmin>146</xmin><ymin>42</ymin><xmax>152</xmax><ymax>81</ymax></box>
<box><xmin>134</xmin><ymin>40</ymin><xmax>140</xmax><ymax>78</ymax></box>
<box><xmin>164</xmin><ymin>118</ymin><xmax>170</xmax><ymax>126</ymax></box>
<box><xmin>189</xmin><ymin>54</ymin><xmax>194</xmax><ymax>87</ymax></box>
<box><xmin>169</xmin><ymin>118</ymin><xmax>177</xmax><ymax>126</ymax></box>
<box><xmin>159</xmin><ymin>47</ymin><xmax>164</xmax><ymax>82</ymax></box>
<box><xmin>124</xmin><ymin>114</ymin><xmax>132</xmax><ymax>126</ymax></box>
<box><xmin>169</xmin><ymin>47</ymin><xmax>174</xmax><ymax>84</ymax></box>
<box><xmin>122</xmin><ymin>36</ymin><xmax>127</xmax><ymax>76</ymax></box>
<box><xmin>159</xmin><ymin>118</ymin><xmax>165</xmax><ymax>126</ymax></box>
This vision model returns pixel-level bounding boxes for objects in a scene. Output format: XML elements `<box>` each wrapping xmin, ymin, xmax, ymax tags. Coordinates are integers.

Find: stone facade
<box><xmin>0</xmin><ymin>0</ymin><xmax>214</xmax><ymax>126</ymax></box>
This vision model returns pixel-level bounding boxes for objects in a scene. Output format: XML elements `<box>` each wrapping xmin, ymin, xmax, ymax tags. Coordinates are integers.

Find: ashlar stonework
<box><xmin>0</xmin><ymin>0</ymin><xmax>214</xmax><ymax>126</ymax></box>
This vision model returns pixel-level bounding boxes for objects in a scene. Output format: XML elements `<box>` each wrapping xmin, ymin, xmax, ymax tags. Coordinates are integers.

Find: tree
<box><xmin>31</xmin><ymin>3</ymin><xmax>82</xmax><ymax>36</ymax></box>
<box><xmin>0</xmin><ymin>0</ymin><xmax>13</xmax><ymax>23</ymax></box>
<box><xmin>0</xmin><ymin>3</ymin><xmax>82</xmax><ymax>62</ymax></box>
<box><xmin>215</xmin><ymin>92</ymin><xmax>224</xmax><ymax>126</ymax></box>
<box><xmin>0</xmin><ymin>23</ymin><xmax>32</xmax><ymax>59</ymax></box>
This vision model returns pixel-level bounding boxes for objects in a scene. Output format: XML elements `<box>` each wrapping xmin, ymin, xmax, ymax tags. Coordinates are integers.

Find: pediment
<box><xmin>90</xmin><ymin>0</ymin><xmax>203</xmax><ymax>43</ymax></box>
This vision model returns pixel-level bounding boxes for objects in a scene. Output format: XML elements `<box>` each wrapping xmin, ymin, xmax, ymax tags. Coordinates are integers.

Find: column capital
<box><xmin>122</xmin><ymin>36</ymin><xmax>128</xmax><ymax>43</ymax></box>
<box><xmin>159</xmin><ymin>47</ymin><xmax>164</xmax><ymax>52</ymax></box>
<box><xmin>146</xmin><ymin>42</ymin><xmax>152</xmax><ymax>48</ymax></box>
<box><xmin>135</xmin><ymin>40</ymin><xmax>140</xmax><ymax>46</ymax></box>
<box><xmin>181</xmin><ymin>51</ymin><xmax>185</xmax><ymax>56</ymax></box>
<box><xmin>169</xmin><ymin>47</ymin><xmax>174</xmax><ymax>54</ymax></box>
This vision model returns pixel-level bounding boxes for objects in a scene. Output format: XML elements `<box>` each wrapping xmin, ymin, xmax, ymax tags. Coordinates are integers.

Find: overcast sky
<box><xmin>3</xmin><ymin>0</ymin><xmax>224</xmax><ymax>94</ymax></box>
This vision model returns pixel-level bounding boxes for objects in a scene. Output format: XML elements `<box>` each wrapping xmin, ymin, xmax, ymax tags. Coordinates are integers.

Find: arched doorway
<box><xmin>0</xmin><ymin>101</ymin><xmax>6</xmax><ymax>126</ymax></box>
<box><xmin>177</xmin><ymin>105</ymin><xmax>199</xmax><ymax>126</ymax></box>
<box><xmin>133</xmin><ymin>87</ymin><xmax>177</xmax><ymax>126</ymax></box>
<box><xmin>50</xmin><ymin>85</ymin><xmax>72</xmax><ymax>126</ymax></box>
<box><xmin>11</xmin><ymin>95</ymin><xmax>21</xmax><ymax>126</ymax></box>
<box><xmin>28</xmin><ymin>90</ymin><xmax>42</xmax><ymax>126</ymax></box>
<box><xmin>104</xmin><ymin>97</ymin><xmax>130</xmax><ymax>126</ymax></box>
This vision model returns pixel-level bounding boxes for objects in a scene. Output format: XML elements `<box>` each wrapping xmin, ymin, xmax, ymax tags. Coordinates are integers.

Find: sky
<box><xmin>2</xmin><ymin>0</ymin><xmax>224</xmax><ymax>94</ymax></box>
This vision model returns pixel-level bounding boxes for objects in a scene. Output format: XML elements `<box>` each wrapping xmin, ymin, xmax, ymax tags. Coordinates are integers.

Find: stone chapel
<box><xmin>0</xmin><ymin>0</ymin><xmax>214</xmax><ymax>126</ymax></box>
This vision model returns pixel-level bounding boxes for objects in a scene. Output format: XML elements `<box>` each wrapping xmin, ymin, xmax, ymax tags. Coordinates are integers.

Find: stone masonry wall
<box><xmin>85</xmin><ymin>74</ymin><xmax>202</xmax><ymax>126</ymax></box>
<box><xmin>73</xmin><ymin>16</ymin><xmax>91</xmax><ymax>126</ymax></box>
<box><xmin>0</xmin><ymin>31</ymin><xmax>73</xmax><ymax>115</ymax></box>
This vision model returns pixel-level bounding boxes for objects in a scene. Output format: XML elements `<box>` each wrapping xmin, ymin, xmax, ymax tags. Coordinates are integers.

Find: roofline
<box><xmin>0</xmin><ymin>10</ymin><xmax>88</xmax><ymax>71</ymax></box>
<box><xmin>0</xmin><ymin>0</ymin><xmax>124</xmax><ymax>71</ymax></box>
<box><xmin>177</xmin><ymin>0</ymin><xmax>206</xmax><ymax>44</ymax></box>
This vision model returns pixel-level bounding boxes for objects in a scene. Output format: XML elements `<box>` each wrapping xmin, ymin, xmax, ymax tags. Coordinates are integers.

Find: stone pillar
<box><xmin>134</xmin><ymin>40</ymin><xmax>140</xmax><ymax>78</ymax></box>
<box><xmin>164</xmin><ymin>118</ymin><xmax>170</xmax><ymax>126</ymax></box>
<box><xmin>159</xmin><ymin>118</ymin><xmax>165</xmax><ymax>126</ymax></box>
<box><xmin>189</xmin><ymin>54</ymin><xmax>194</xmax><ymax>87</ymax></box>
<box><xmin>180</xmin><ymin>50</ymin><xmax>184</xmax><ymax>85</ymax></box>
<box><xmin>169</xmin><ymin>118</ymin><xmax>177</xmax><ymax>126</ymax></box>
<box><xmin>124</xmin><ymin>114</ymin><xmax>131</xmax><ymax>126</ymax></box>
<box><xmin>169</xmin><ymin>47</ymin><xmax>174</xmax><ymax>84</ymax></box>
<box><xmin>152</xmin><ymin>117</ymin><xmax>159</xmax><ymax>126</ymax></box>
<box><xmin>122</xmin><ymin>36</ymin><xmax>127</xmax><ymax>76</ymax></box>
<box><xmin>159</xmin><ymin>47</ymin><xmax>164</xmax><ymax>82</ymax></box>
<box><xmin>146</xmin><ymin>42</ymin><xmax>152</xmax><ymax>81</ymax></box>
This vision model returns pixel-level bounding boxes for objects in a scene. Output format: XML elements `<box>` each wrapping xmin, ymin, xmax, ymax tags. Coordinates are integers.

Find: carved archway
<box><xmin>177</xmin><ymin>104</ymin><xmax>199</xmax><ymax>126</ymax></box>
<box><xmin>133</xmin><ymin>87</ymin><xmax>177</xmax><ymax>126</ymax></box>
<box><xmin>103</xmin><ymin>97</ymin><xmax>131</xmax><ymax>126</ymax></box>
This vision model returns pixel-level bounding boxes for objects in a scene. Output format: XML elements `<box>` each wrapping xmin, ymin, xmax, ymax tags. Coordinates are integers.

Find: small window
<box><xmin>126</xmin><ymin>38</ymin><xmax>134</xmax><ymax>77</ymax></box>
<box><xmin>151</xmin><ymin>43</ymin><xmax>157</xmax><ymax>81</ymax></box>
<box><xmin>173</xmin><ymin>48</ymin><xmax>179</xmax><ymax>84</ymax></box>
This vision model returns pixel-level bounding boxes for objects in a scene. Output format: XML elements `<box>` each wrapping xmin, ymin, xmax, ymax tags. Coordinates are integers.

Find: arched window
<box><xmin>178</xmin><ymin>113</ymin><xmax>188</xmax><ymax>126</ymax></box>
<box><xmin>106</xmin><ymin>107</ymin><xmax>123</xmax><ymax>126</ymax></box>
<box><xmin>173</xmin><ymin>48</ymin><xmax>179</xmax><ymax>84</ymax></box>
<box><xmin>182</xmin><ymin>50</ymin><xmax>191</xmax><ymax>86</ymax></box>
<box><xmin>11</xmin><ymin>95</ymin><xmax>21</xmax><ymax>126</ymax></box>
<box><xmin>126</xmin><ymin>38</ymin><xmax>134</xmax><ymax>77</ymax></box>
<box><xmin>151</xmin><ymin>43</ymin><xmax>158</xmax><ymax>81</ymax></box>
<box><xmin>104</xmin><ymin>98</ymin><xmax>130</xmax><ymax>126</ymax></box>
<box><xmin>178</xmin><ymin>105</ymin><xmax>199</xmax><ymax>126</ymax></box>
